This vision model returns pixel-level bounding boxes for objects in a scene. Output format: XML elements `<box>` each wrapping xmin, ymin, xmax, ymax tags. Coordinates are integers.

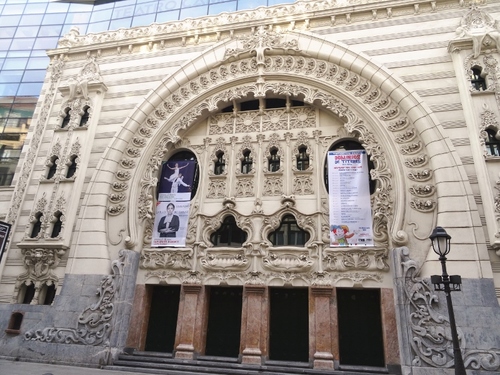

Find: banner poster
<box><xmin>0</xmin><ymin>221</ymin><xmax>11</xmax><ymax>264</ymax></box>
<box><xmin>152</xmin><ymin>201</ymin><xmax>191</xmax><ymax>247</ymax></box>
<box><xmin>327</xmin><ymin>150</ymin><xmax>374</xmax><ymax>247</ymax></box>
<box><xmin>158</xmin><ymin>160</ymin><xmax>196</xmax><ymax>202</ymax></box>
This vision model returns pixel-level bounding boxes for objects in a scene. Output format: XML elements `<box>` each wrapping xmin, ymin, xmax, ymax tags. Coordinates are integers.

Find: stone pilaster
<box><xmin>175</xmin><ymin>284</ymin><xmax>204</xmax><ymax>359</ymax></box>
<box><xmin>240</xmin><ymin>285</ymin><xmax>267</xmax><ymax>365</ymax></box>
<box><xmin>310</xmin><ymin>286</ymin><xmax>335</xmax><ymax>369</ymax></box>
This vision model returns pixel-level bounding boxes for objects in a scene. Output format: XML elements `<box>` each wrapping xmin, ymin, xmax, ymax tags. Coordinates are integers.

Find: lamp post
<box><xmin>429</xmin><ymin>226</ymin><xmax>467</xmax><ymax>375</ymax></box>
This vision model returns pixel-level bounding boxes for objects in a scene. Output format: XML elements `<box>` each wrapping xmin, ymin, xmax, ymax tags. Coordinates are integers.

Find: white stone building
<box><xmin>1</xmin><ymin>1</ymin><xmax>500</xmax><ymax>374</ymax></box>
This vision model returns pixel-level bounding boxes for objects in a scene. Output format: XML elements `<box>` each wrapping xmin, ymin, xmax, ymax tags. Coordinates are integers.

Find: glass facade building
<box><xmin>0</xmin><ymin>0</ymin><xmax>294</xmax><ymax>186</ymax></box>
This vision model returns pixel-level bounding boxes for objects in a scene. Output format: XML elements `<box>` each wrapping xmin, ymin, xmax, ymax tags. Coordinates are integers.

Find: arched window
<box><xmin>471</xmin><ymin>66</ymin><xmax>487</xmax><ymax>91</ymax></box>
<box><xmin>47</xmin><ymin>156</ymin><xmax>58</xmax><ymax>179</ymax></box>
<box><xmin>296</xmin><ymin>146</ymin><xmax>309</xmax><ymax>171</ymax></box>
<box><xmin>269</xmin><ymin>215</ymin><xmax>310</xmax><ymax>246</ymax></box>
<box><xmin>30</xmin><ymin>213</ymin><xmax>43</xmax><ymax>238</ymax></box>
<box><xmin>61</xmin><ymin>107</ymin><xmax>71</xmax><ymax>128</ymax></box>
<box><xmin>66</xmin><ymin>155</ymin><xmax>77</xmax><ymax>178</ymax></box>
<box><xmin>486</xmin><ymin>129</ymin><xmax>500</xmax><ymax>156</ymax></box>
<box><xmin>79</xmin><ymin>106</ymin><xmax>90</xmax><ymax>127</ymax></box>
<box><xmin>51</xmin><ymin>212</ymin><xmax>63</xmax><ymax>238</ymax></box>
<box><xmin>268</xmin><ymin>148</ymin><xmax>280</xmax><ymax>172</ymax></box>
<box><xmin>324</xmin><ymin>140</ymin><xmax>376</xmax><ymax>195</ymax></box>
<box><xmin>210</xmin><ymin>216</ymin><xmax>247</xmax><ymax>247</ymax></box>
<box><xmin>241</xmin><ymin>150</ymin><xmax>253</xmax><ymax>174</ymax></box>
<box><xmin>21</xmin><ymin>283</ymin><xmax>35</xmax><ymax>304</ymax></box>
<box><xmin>41</xmin><ymin>284</ymin><xmax>56</xmax><ymax>305</ymax></box>
<box><xmin>214</xmin><ymin>151</ymin><xmax>225</xmax><ymax>175</ymax></box>
<box><xmin>159</xmin><ymin>151</ymin><xmax>199</xmax><ymax>200</ymax></box>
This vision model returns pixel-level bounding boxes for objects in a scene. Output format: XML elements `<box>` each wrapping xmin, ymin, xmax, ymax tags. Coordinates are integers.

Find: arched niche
<box><xmin>89</xmin><ymin>29</ymin><xmax>465</xmax><ymax>266</ymax></box>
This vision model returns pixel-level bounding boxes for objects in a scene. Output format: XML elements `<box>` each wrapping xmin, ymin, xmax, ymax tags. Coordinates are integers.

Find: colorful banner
<box><xmin>152</xmin><ymin>201</ymin><xmax>190</xmax><ymax>247</ymax></box>
<box><xmin>327</xmin><ymin>150</ymin><xmax>374</xmax><ymax>247</ymax></box>
<box><xmin>158</xmin><ymin>160</ymin><xmax>196</xmax><ymax>202</ymax></box>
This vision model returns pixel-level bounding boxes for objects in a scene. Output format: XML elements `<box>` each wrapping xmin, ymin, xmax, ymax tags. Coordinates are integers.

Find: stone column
<box><xmin>311</xmin><ymin>286</ymin><xmax>336</xmax><ymax>369</ymax></box>
<box><xmin>240</xmin><ymin>285</ymin><xmax>267</xmax><ymax>365</ymax></box>
<box><xmin>125</xmin><ymin>284</ymin><xmax>150</xmax><ymax>351</ymax></box>
<box><xmin>175</xmin><ymin>284</ymin><xmax>204</xmax><ymax>359</ymax></box>
<box><xmin>381</xmin><ymin>288</ymin><xmax>400</xmax><ymax>370</ymax></box>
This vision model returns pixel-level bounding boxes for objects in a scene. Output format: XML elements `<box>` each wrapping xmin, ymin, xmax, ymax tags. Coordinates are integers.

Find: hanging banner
<box><xmin>327</xmin><ymin>150</ymin><xmax>374</xmax><ymax>247</ymax></box>
<box><xmin>158</xmin><ymin>160</ymin><xmax>196</xmax><ymax>202</ymax></box>
<box><xmin>0</xmin><ymin>221</ymin><xmax>11</xmax><ymax>264</ymax></box>
<box><xmin>152</xmin><ymin>201</ymin><xmax>191</xmax><ymax>247</ymax></box>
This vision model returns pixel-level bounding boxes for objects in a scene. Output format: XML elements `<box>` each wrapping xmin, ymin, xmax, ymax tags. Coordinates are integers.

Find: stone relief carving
<box><xmin>263</xmin><ymin>177</ymin><xmax>283</xmax><ymax>196</ymax></box>
<box><xmin>263</xmin><ymin>251</ymin><xmax>314</xmax><ymax>272</ymax></box>
<box><xmin>455</xmin><ymin>5</ymin><xmax>500</xmax><ymax>59</ymax></box>
<box><xmin>400</xmin><ymin>247</ymin><xmax>500</xmax><ymax>371</ymax></box>
<box><xmin>25</xmin><ymin>250</ymin><xmax>126</xmax><ymax>345</ymax></box>
<box><xmin>12</xmin><ymin>247</ymin><xmax>65</xmax><ymax>304</ymax></box>
<box><xmin>479</xmin><ymin>105</ymin><xmax>500</xmax><ymax>157</ymax></box>
<box><xmin>24</xmin><ymin>193</ymin><xmax>48</xmax><ymax>240</ymax></box>
<box><xmin>199</xmin><ymin>249</ymin><xmax>250</xmax><ymax>271</ymax></box>
<box><xmin>323</xmin><ymin>248</ymin><xmax>389</xmax><ymax>272</ymax></box>
<box><xmin>141</xmin><ymin>248</ymin><xmax>192</xmax><ymax>270</ymax></box>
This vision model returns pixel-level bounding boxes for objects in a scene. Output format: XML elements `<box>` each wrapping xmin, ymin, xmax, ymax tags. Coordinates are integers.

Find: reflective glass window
<box><xmin>132</xmin><ymin>13</ymin><xmax>155</xmax><ymax>27</ymax></box>
<box><xmin>0</xmin><ymin>71</ymin><xmax>23</xmax><ymax>83</ymax></box>
<box><xmin>87</xmin><ymin>21</ymin><xmax>110</xmax><ymax>34</ymax></box>
<box><xmin>0</xmin><ymin>28</ymin><xmax>16</xmax><ymax>38</ymax></box>
<box><xmin>64</xmin><ymin>12</ymin><xmax>91</xmax><ymax>25</ymax></box>
<box><xmin>179</xmin><ymin>5</ymin><xmax>208</xmax><ymax>19</ymax></box>
<box><xmin>19</xmin><ymin>14</ymin><xmax>44</xmax><ymax>26</ymax></box>
<box><xmin>110</xmin><ymin>18</ymin><xmax>132</xmax><ymax>30</ymax></box>
<box><xmin>0</xmin><ymin>39</ymin><xmax>12</xmax><ymax>51</ymax></box>
<box><xmin>22</xmin><ymin>70</ymin><xmax>45</xmax><ymax>82</ymax></box>
<box><xmin>3</xmin><ymin>58</ymin><xmax>28</xmax><ymax>70</ymax></box>
<box><xmin>90</xmin><ymin>8</ymin><xmax>113</xmax><ymax>22</ymax></box>
<box><xmin>15</xmin><ymin>26</ymin><xmax>40</xmax><ymax>38</ymax></box>
<box><xmin>209</xmin><ymin>2</ymin><xmax>236</xmax><ymax>15</ymax></box>
<box><xmin>182</xmin><ymin>0</ymin><xmax>208</xmax><ymax>7</ymax></box>
<box><xmin>39</xmin><ymin>25</ymin><xmax>63</xmax><ymax>37</ymax></box>
<box><xmin>1</xmin><ymin>15</ymin><xmax>22</xmax><ymax>27</ymax></box>
<box><xmin>17</xmin><ymin>82</ymin><xmax>43</xmax><ymax>96</ymax></box>
<box><xmin>113</xmin><ymin>5</ymin><xmax>135</xmax><ymax>19</ymax></box>
<box><xmin>135</xmin><ymin>1</ymin><xmax>158</xmax><ymax>15</ymax></box>
<box><xmin>46</xmin><ymin>2</ymin><xmax>70</xmax><ymax>13</ymax></box>
<box><xmin>237</xmin><ymin>0</ymin><xmax>267</xmax><ymax>10</ymax></box>
<box><xmin>23</xmin><ymin>3</ymin><xmax>48</xmax><ymax>14</ymax></box>
<box><xmin>0</xmin><ymin>84</ymin><xmax>19</xmax><ymax>97</ymax></box>
<box><xmin>33</xmin><ymin>37</ymin><xmax>59</xmax><ymax>50</ymax></box>
<box><xmin>157</xmin><ymin>0</ymin><xmax>182</xmax><ymax>12</ymax></box>
<box><xmin>61</xmin><ymin>24</ymin><xmax>88</xmax><ymax>36</ymax></box>
<box><xmin>10</xmin><ymin>38</ymin><xmax>35</xmax><ymax>51</ymax></box>
<box><xmin>42</xmin><ymin>13</ymin><xmax>64</xmax><ymax>25</ymax></box>
<box><xmin>69</xmin><ymin>3</ymin><xmax>93</xmax><ymax>12</ymax></box>
<box><xmin>3</xmin><ymin>4</ymin><xmax>25</xmax><ymax>15</ymax></box>
<box><xmin>268</xmin><ymin>0</ymin><xmax>295</xmax><ymax>4</ymax></box>
<box><xmin>26</xmin><ymin>56</ymin><xmax>49</xmax><ymax>69</ymax></box>
<box><xmin>156</xmin><ymin>10</ymin><xmax>180</xmax><ymax>23</ymax></box>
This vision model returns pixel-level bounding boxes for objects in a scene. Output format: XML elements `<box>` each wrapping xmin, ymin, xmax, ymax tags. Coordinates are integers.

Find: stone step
<box><xmin>106</xmin><ymin>351</ymin><xmax>392</xmax><ymax>375</ymax></box>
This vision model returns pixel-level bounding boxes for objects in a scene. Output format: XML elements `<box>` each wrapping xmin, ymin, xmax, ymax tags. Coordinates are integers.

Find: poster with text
<box><xmin>327</xmin><ymin>150</ymin><xmax>374</xmax><ymax>247</ymax></box>
<box><xmin>152</xmin><ymin>201</ymin><xmax>190</xmax><ymax>247</ymax></box>
<box><xmin>158</xmin><ymin>160</ymin><xmax>196</xmax><ymax>202</ymax></box>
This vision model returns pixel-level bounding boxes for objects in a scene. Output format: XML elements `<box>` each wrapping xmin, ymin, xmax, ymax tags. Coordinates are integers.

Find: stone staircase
<box><xmin>106</xmin><ymin>351</ymin><xmax>394</xmax><ymax>375</ymax></box>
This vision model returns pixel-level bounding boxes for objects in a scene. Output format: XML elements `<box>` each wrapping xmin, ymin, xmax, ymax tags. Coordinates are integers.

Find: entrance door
<box><xmin>337</xmin><ymin>288</ymin><xmax>385</xmax><ymax>367</ymax></box>
<box><xmin>145</xmin><ymin>285</ymin><xmax>180</xmax><ymax>352</ymax></box>
<box><xmin>205</xmin><ymin>286</ymin><xmax>243</xmax><ymax>357</ymax></box>
<box><xmin>269</xmin><ymin>287</ymin><xmax>309</xmax><ymax>362</ymax></box>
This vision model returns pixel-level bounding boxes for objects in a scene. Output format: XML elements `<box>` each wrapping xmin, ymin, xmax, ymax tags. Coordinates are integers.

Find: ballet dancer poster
<box><xmin>158</xmin><ymin>160</ymin><xmax>196</xmax><ymax>202</ymax></box>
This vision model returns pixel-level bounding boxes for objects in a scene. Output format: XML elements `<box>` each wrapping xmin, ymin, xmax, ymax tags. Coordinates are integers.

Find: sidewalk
<box><xmin>0</xmin><ymin>359</ymin><xmax>146</xmax><ymax>375</ymax></box>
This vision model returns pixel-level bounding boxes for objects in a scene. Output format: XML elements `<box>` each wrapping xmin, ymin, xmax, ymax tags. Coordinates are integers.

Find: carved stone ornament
<box><xmin>58</xmin><ymin>97</ymin><xmax>93</xmax><ymax>131</ymax></box>
<box><xmin>399</xmin><ymin>247</ymin><xmax>500</xmax><ymax>371</ymax></box>
<box><xmin>141</xmin><ymin>248</ymin><xmax>192</xmax><ymax>270</ymax></box>
<box><xmin>59</xmin><ymin>55</ymin><xmax>106</xmax><ymax>101</ymax></box>
<box><xmin>479</xmin><ymin>105</ymin><xmax>500</xmax><ymax>157</ymax></box>
<box><xmin>454</xmin><ymin>5</ymin><xmax>500</xmax><ymax>58</ymax></box>
<box><xmin>24</xmin><ymin>250</ymin><xmax>126</xmax><ymax>346</ymax></box>
<box><xmin>12</xmin><ymin>247</ymin><xmax>65</xmax><ymax>304</ymax></box>
<box><xmin>263</xmin><ymin>250</ymin><xmax>313</xmax><ymax>272</ymax></box>
<box><xmin>199</xmin><ymin>249</ymin><xmax>250</xmax><ymax>271</ymax></box>
<box><xmin>323</xmin><ymin>248</ymin><xmax>389</xmax><ymax>272</ymax></box>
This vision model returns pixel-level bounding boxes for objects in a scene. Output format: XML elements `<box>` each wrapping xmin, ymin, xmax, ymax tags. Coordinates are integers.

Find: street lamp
<box><xmin>429</xmin><ymin>226</ymin><xmax>467</xmax><ymax>375</ymax></box>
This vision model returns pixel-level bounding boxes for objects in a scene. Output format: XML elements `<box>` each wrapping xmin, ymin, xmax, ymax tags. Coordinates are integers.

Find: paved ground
<box><xmin>0</xmin><ymin>359</ymin><xmax>144</xmax><ymax>375</ymax></box>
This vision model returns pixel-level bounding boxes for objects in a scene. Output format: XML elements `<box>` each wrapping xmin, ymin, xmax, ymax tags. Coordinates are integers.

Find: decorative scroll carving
<box><xmin>400</xmin><ymin>248</ymin><xmax>500</xmax><ymax>371</ymax></box>
<box><xmin>200</xmin><ymin>250</ymin><xmax>249</xmax><ymax>271</ymax></box>
<box><xmin>263</xmin><ymin>177</ymin><xmax>283</xmax><ymax>196</ymax></box>
<box><xmin>409</xmin><ymin>185</ymin><xmax>435</xmax><ymax>197</ymax></box>
<box><xmin>25</xmin><ymin>250</ymin><xmax>125</xmax><ymax>345</ymax></box>
<box><xmin>292</xmin><ymin>175</ymin><xmax>313</xmax><ymax>195</ymax></box>
<box><xmin>235</xmin><ymin>178</ymin><xmax>254</xmax><ymax>197</ymax></box>
<box><xmin>410</xmin><ymin>199</ymin><xmax>436</xmax><ymax>212</ymax></box>
<box><xmin>479</xmin><ymin>106</ymin><xmax>500</xmax><ymax>157</ymax></box>
<box><xmin>263</xmin><ymin>251</ymin><xmax>313</xmax><ymax>272</ymax></box>
<box><xmin>141</xmin><ymin>249</ymin><xmax>192</xmax><ymax>270</ymax></box>
<box><xmin>207</xmin><ymin>180</ymin><xmax>227</xmax><ymax>199</ymax></box>
<box><xmin>323</xmin><ymin>248</ymin><xmax>389</xmax><ymax>271</ymax></box>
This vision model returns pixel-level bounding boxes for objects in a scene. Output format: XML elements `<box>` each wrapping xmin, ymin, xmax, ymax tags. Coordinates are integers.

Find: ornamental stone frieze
<box><xmin>199</xmin><ymin>249</ymin><xmax>250</xmax><ymax>271</ymax></box>
<box><xmin>263</xmin><ymin>250</ymin><xmax>314</xmax><ymax>272</ymax></box>
<box><xmin>323</xmin><ymin>248</ymin><xmax>389</xmax><ymax>272</ymax></box>
<box><xmin>141</xmin><ymin>248</ymin><xmax>192</xmax><ymax>270</ymax></box>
